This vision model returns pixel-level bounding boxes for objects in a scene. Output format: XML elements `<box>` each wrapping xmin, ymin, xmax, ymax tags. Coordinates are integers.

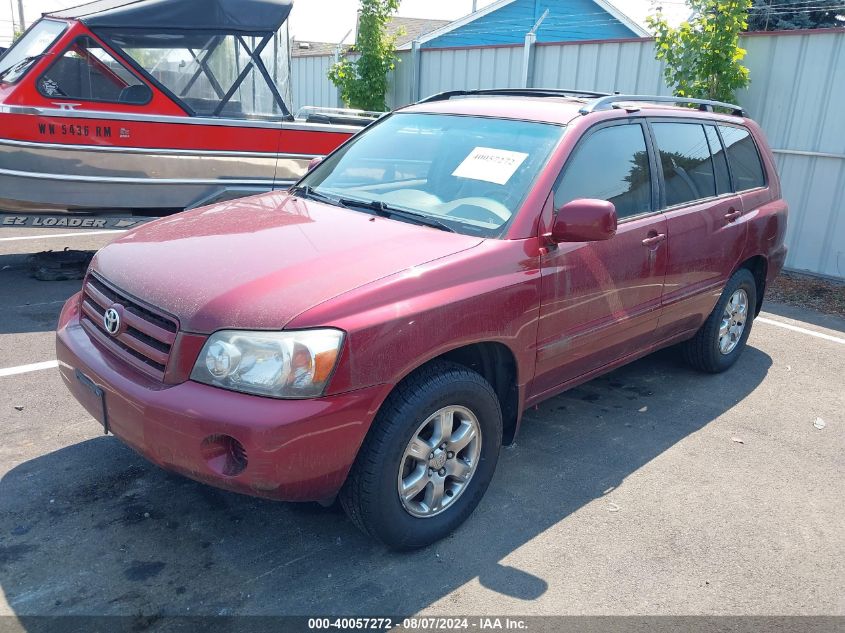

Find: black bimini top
<box><xmin>45</xmin><ymin>0</ymin><xmax>293</xmax><ymax>34</ymax></box>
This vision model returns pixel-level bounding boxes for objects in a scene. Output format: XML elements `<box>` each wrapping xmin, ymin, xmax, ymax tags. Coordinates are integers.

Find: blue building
<box><xmin>401</xmin><ymin>0</ymin><xmax>648</xmax><ymax>49</ymax></box>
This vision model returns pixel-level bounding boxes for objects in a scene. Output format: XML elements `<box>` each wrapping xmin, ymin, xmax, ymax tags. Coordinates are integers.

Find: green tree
<box><xmin>648</xmin><ymin>0</ymin><xmax>752</xmax><ymax>104</ymax></box>
<box><xmin>328</xmin><ymin>0</ymin><xmax>400</xmax><ymax>111</ymax></box>
<box><xmin>747</xmin><ymin>0</ymin><xmax>844</xmax><ymax>31</ymax></box>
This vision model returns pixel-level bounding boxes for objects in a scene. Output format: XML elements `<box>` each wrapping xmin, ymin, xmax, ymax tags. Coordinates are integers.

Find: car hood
<box><xmin>91</xmin><ymin>192</ymin><xmax>484</xmax><ymax>333</ymax></box>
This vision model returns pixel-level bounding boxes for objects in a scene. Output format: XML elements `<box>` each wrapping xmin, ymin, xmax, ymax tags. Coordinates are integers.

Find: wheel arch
<box><xmin>388</xmin><ymin>341</ymin><xmax>522</xmax><ymax>446</ymax></box>
<box><xmin>736</xmin><ymin>255</ymin><xmax>768</xmax><ymax>315</ymax></box>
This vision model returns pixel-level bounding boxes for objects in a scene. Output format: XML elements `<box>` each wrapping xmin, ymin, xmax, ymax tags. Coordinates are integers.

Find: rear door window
<box><xmin>554</xmin><ymin>124</ymin><xmax>652</xmax><ymax>219</ymax></box>
<box><xmin>38</xmin><ymin>36</ymin><xmax>151</xmax><ymax>104</ymax></box>
<box><xmin>652</xmin><ymin>122</ymin><xmax>716</xmax><ymax>207</ymax></box>
<box><xmin>719</xmin><ymin>125</ymin><xmax>767</xmax><ymax>191</ymax></box>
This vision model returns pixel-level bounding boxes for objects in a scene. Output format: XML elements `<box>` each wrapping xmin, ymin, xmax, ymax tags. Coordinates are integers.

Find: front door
<box><xmin>531</xmin><ymin>120</ymin><xmax>667</xmax><ymax>399</ymax></box>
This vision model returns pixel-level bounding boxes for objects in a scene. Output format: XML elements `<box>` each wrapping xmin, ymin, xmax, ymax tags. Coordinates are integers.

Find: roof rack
<box><xmin>419</xmin><ymin>88</ymin><xmax>611</xmax><ymax>103</ymax></box>
<box><xmin>579</xmin><ymin>94</ymin><xmax>745</xmax><ymax>117</ymax></box>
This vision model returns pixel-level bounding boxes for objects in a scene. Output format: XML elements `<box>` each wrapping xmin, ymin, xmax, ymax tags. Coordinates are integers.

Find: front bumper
<box><xmin>56</xmin><ymin>293</ymin><xmax>384</xmax><ymax>502</ymax></box>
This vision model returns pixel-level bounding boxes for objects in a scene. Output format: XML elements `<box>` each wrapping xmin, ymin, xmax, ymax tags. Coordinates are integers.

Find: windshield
<box><xmin>0</xmin><ymin>19</ymin><xmax>67</xmax><ymax>83</ymax></box>
<box><xmin>300</xmin><ymin>113</ymin><xmax>564</xmax><ymax>237</ymax></box>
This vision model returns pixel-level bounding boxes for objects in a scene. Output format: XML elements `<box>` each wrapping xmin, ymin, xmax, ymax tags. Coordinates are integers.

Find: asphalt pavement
<box><xmin>0</xmin><ymin>228</ymin><xmax>843</xmax><ymax>622</ymax></box>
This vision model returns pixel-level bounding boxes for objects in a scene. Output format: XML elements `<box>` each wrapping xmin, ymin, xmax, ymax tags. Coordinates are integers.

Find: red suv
<box><xmin>57</xmin><ymin>90</ymin><xmax>788</xmax><ymax>548</ymax></box>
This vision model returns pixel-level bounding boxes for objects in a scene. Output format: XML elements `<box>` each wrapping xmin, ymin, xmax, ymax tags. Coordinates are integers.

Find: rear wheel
<box><xmin>340</xmin><ymin>361</ymin><xmax>502</xmax><ymax>549</ymax></box>
<box><xmin>683</xmin><ymin>268</ymin><xmax>757</xmax><ymax>373</ymax></box>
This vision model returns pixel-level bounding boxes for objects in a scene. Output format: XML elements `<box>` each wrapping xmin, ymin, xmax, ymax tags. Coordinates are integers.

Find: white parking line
<box><xmin>0</xmin><ymin>360</ymin><xmax>59</xmax><ymax>377</ymax></box>
<box><xmin>757</xmin><ymin>316</ymin><xmax>845</xmax><ymax>345</ymax></box>
<box><xmin>0</xmin><ymin>230</ymin><xmax>123</xmax><ymax>242</ymax></box>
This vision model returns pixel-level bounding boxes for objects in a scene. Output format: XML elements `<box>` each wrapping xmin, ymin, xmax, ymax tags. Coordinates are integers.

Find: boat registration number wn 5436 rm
<box><xmin>36</xmin><ymin>122</ymin><xmax>126</xmax><ymax>139</ymax></box>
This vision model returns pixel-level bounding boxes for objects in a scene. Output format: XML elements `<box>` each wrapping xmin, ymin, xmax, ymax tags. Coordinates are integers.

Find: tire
<box><xmin>683</xmin><ymin>268</ymin><xmax>757</xmax><ymax>373</ymax></box>
<box><xmin>340</xmin><ymin>361</ymin><xmax>502</xmax><ymax>549</ymax></box>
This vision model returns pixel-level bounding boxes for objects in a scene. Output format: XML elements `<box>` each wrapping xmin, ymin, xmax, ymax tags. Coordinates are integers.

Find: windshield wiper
<box><xmin>0</xmin><ymin>55</ymin><xmax>40</xmax><ymax>81</ymax></box>
<box><xmin>289</xmin><ymin>184</ymin><xmax>342</xmax><ymax>207</ymax></box>
<box><xmin>292</xmin><ymin>187</ymin><xmax>455</xmax><ymax>233</ymax></box>
<box><xmin>337</xmin><ymin>197</ymin><xmax>455</xmax><ymax>233</ymax></box>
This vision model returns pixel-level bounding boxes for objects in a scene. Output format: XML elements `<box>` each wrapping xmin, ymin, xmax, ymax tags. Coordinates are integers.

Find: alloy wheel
<box><xmin>397</xmin><ymin>405</ymin><xmax>482</xmax><ymax>518</ymax></box>
<box><xmin>719</xmin><ymin>288</ymin><xmax>749</xmax><ymax>355</ymax></box>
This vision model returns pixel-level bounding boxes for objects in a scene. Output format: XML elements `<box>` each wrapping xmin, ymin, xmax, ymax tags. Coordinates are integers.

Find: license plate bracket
<box><xmin>75</xmin><ymin>369</ymin><xmax>109</xmax><ymax>434</ymax></box>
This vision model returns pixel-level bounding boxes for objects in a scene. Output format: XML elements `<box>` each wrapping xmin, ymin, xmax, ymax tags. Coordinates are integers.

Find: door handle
<box><xmin>724</xmin><ymin>208</ymin><xmax>742</xmax><ymax>222</ymax></box>
<box><xmin>642</xmin><ymin>232</ymin><xmax>666</xmax><ymax>247</ymax></box>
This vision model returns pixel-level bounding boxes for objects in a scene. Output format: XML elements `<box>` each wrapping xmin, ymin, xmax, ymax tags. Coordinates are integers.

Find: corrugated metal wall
<box><xmin>290</xmin><ymin>29</ymin><xmax>845</xmax><ymax>279</ymax></box>
<box><xmin>741</xmin><ymin>31</ymin><xmax>845</xmax><ymax>280</ymax></box>
<box><xmin>533</xmin><ymin>39</ymin><xmax>671</xmax><ymax>94</ymax></box>
<box><xmin>290</xmin><ymin>54</ymin><xmax>338</xmax><ymax>112</ymax></box>
<box><xmin>419</xmin><ymin>46</ymin><xmax>525</xmax><ymax>96</ymax></box>
<box><xmin>389</xmin><ymin>51</ymin><xmax>413</xmax><ymax>108</ymax></box>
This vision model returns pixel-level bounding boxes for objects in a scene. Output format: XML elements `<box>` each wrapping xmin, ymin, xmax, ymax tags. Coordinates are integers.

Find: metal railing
<box><xmin>294</xmin><ymin>106</ymin><xmax>383</xmax><ymax>120</ymax></box>
<box><xmin>579</xmin><ymin>94</ymin><xmax>746</xmax><ymax>116</ymax></box>
<box><xmin>415</xmin><ymin>90</ymin><xmax>745</xmax><ymax>118</ymax></box>
<box><xmin>419</xmin><ymin>88</ymin><xmax>610</xmax><ymax>103</ymax></box>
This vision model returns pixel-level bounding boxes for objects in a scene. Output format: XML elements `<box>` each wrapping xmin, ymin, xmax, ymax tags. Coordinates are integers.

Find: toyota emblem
<box><xmin>103</xmin><ymin>307</ymin><xmax>121</xmax><ymax>336</ymax></box>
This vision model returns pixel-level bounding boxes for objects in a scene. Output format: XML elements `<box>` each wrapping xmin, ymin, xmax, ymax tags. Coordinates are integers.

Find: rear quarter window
<box><xmin>719</xmin><ymin>125</ymin><xmax>767</xmax><ymax>191</ymax></box>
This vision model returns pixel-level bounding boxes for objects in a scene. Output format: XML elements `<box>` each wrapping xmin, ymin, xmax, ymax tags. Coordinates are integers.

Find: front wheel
<box><xmin>683</xmin><ymin>268</ymin><xmax>757</xmax><ymax>373</ymax></box>
<box><xmin>340</xmin><ymin>361</ymin><xmax>502</xmax><ymax>549</ymax></box>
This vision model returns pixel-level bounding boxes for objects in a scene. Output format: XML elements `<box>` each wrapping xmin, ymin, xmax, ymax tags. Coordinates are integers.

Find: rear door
<box><xmin>532</xmin><ymin>120</ymin><xmax>667</xmax><ymax>398</ymax></box>
<box><xmin>649</xmin><ymin>120</ymin><xmax>748</xmax><ymax>340</ymax></box>
<box><xmin>718</xmin><ymin>123</ymin><xmax>773</xmax><ymax>230</ymax></box>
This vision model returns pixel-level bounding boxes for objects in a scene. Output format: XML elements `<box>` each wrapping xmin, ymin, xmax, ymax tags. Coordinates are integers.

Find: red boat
<box><xmin>0</xmin><ymin>0</ymin><xmax>372</xmax><ymax>226</ymax></box>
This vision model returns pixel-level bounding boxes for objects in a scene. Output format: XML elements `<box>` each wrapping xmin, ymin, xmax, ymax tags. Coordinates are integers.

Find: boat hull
<box><xmin>0</xmin><ymin>106</ymin><xmax>355</xmax><ymax>214</ymax></box>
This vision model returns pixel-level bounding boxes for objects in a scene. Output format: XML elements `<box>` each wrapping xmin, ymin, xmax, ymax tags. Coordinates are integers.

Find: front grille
<box><xmin>80</xmin><ymin>274</ymin><xmax>179</xmax><ymax>380</ymax></box>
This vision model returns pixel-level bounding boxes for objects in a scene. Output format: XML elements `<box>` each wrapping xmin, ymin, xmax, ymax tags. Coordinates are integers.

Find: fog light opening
<box><xmin>201</xmin><ymin>434</ymin><xmax>248</xmax><ymax>477</ymax></box>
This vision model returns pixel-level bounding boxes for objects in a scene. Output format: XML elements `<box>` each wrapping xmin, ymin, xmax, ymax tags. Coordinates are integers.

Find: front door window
<box><xmin>554</xmin><ymin>123</ymin><xmax>653</xmax><ymax>219</ymax></box>
<box><xmin>37</xmin><ymin>36</ymin><xmax>151</xmax><ymax>104</ymax></box>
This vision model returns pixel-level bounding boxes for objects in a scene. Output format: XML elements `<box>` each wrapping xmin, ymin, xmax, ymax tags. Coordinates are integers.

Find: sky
<box><xmin>1</xmin><ymin>0</ymin><xmax>688</xmax><ymax>48</ymax></box>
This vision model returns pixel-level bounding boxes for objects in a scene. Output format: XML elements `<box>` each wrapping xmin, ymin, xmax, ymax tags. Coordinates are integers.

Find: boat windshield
<box><xmin>100</xmin><ymin>24</ymin><xmax>292</xmax><ymax>119</ymax></box>
<box><xmin>0</xmin><ymin>19</ymin><xmax>67</xmax><ymax>84</ymax></box>
<box><xmin>299</xmin><ymin>112</ymin><xmax>565</xmax><ymax>238</ymax></box>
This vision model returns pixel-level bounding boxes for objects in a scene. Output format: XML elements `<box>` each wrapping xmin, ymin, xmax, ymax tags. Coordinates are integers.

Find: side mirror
<box><xmin>307</xmin><ymin>156</ymin><xmax>324</xmax><ymax>171</ymax></box>
<box><xmin>550</xmin><ymin>199</ymin><xmax>617</xmax><ymax>243</ymax></box>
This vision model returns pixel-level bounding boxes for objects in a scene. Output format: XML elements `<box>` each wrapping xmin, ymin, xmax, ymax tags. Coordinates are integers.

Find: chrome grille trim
<box><xmin>80</xmin><ymin>274</ymin><xmax>179</xmax><ymax>379</ymax></box>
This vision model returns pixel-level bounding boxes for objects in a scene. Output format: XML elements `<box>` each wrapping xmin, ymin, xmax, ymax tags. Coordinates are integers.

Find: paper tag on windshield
<box><xmin>451</xmin><ymin>147</ymin><xmax>529</xmax><ymax>185</ymax></box>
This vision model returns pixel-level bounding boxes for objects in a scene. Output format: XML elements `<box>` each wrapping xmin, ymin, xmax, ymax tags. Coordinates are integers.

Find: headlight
<box><xmin>191</xmin><ymin>329</ymin><xmax>344</xmax><ymax>398</ymax></box>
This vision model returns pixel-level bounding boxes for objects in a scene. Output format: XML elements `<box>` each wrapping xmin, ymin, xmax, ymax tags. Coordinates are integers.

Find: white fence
<box><xmin>291</xmin><ymin>29</ymin><xmax>845</xmax><ymax>279</ymax></box>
